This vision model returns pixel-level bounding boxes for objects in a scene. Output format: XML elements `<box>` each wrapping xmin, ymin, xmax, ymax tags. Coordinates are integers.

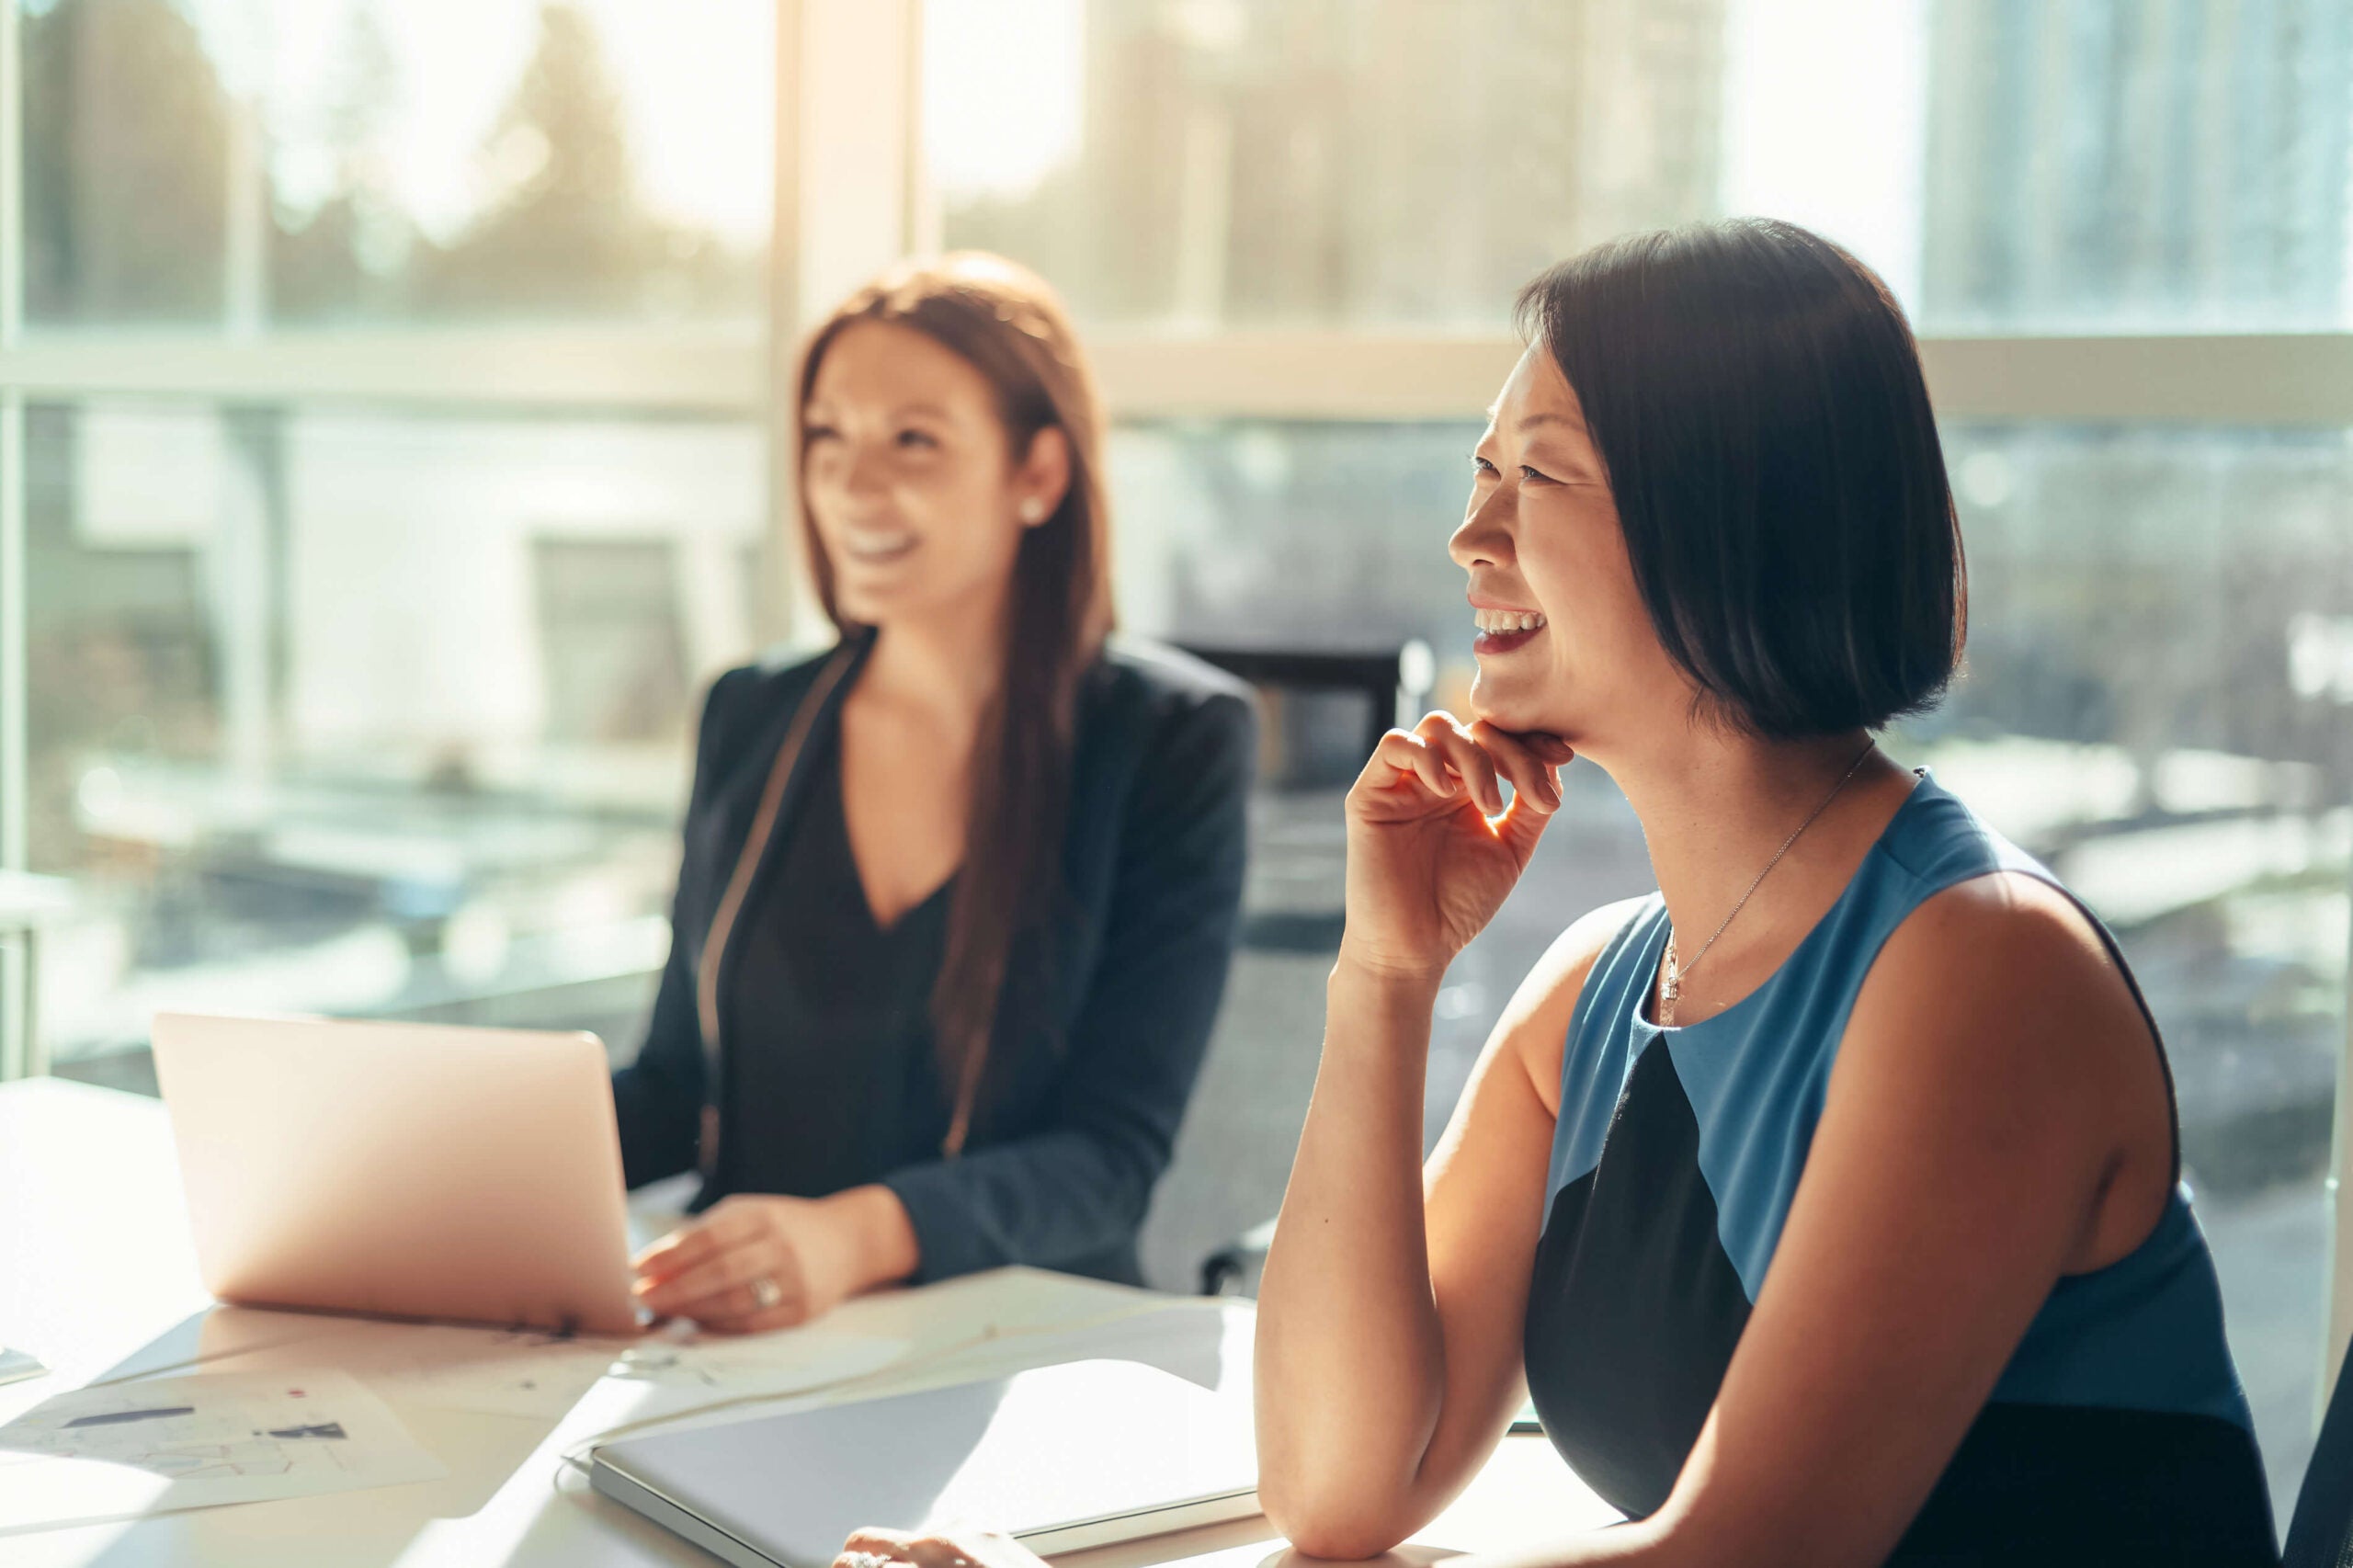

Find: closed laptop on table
<box><xmin>590</xmin><ymin>1358</ymin><xmax>1260</xmax><ymax>1568</ymax></box>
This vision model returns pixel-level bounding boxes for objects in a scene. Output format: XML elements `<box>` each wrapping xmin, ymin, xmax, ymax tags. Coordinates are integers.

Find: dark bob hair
<box><xmin>1515</xmin><ymin>217</ymin><xmax>1965</xmax><ymax>739</ymax></box>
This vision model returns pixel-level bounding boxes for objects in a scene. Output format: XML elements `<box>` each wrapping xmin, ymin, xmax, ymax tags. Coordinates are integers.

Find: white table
<box><xmin>0</xmin><ymin>1078</ymin><xmax>1616</xmax><ymax>1566</ymax></box>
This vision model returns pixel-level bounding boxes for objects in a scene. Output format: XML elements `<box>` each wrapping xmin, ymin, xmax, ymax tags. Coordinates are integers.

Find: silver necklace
<box><xmin>1659</xmin><ymin>740</ymin><xmax>1878</xmax><ymax>1027</ymax></box>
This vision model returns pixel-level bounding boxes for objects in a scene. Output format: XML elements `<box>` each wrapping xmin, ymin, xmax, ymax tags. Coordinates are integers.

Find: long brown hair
<box><xmin>793</xmin><ymin>253</ymin><xmax>1115</xmax><ymax>1156</ymax></box>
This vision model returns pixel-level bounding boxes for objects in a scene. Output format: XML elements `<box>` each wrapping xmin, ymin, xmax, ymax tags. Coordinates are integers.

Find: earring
<box><xmin>1019</xmin><ymin>498</ymin><xmax>1048</xmax><ymax>523</ymax></box>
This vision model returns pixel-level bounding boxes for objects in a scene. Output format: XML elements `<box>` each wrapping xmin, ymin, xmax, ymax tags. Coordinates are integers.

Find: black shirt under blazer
<box><xmin>612</xmin><ymin>631</ymin><xmax>1257</xmax><ymax>1286</ymax></box>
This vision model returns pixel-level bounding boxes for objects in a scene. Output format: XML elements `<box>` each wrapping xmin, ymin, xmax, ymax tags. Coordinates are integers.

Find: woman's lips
<box><xmin>840</xmin><ymin>531</ymin><xmax>918</xmax><ymax>563</ymax></box>
<box><xmin>1472</xmin><ymin>606</ymin><xmax>1546</xmax><ymax>656</ymax></box>
<box><xmin>1474</xmin><ymin>623</ymin><xmax>1543</xmax><ymax>656</ymax></box>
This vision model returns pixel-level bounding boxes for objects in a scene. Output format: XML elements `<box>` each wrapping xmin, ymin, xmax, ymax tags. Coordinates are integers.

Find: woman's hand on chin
<box><xmin>1339</xmin><ymin>710</ymin><xmax>1573</xmax><ymax>983</ymax></box>
<box><xmin>835</xmin><ymin>1526</ymin><xmax>1045</xmax><ymax>1568</ymax></box>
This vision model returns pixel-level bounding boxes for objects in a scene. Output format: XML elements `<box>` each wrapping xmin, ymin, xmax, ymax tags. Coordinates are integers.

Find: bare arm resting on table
<box><xmin>1250</xmin><ymin>903</ymin><xmax>1624</xmax><ymax>1554</ymax></box>
<box><xmin>1271</xmin><ymin>869</ymin><xmax>2162</xmax><ymax>1568</ymax></box>
<box><xmin>1252</xmin><ymin>709</ymin><xmax>2162</xmax><ymax>1566</ymax></box>
<box><xmin>1252</xmin><ymin>710</ymin><xmax>1579</xmax><ymax>1555</ymax></box>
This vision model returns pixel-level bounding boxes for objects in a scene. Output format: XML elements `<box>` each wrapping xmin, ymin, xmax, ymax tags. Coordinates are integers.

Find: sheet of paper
<box><xmin>605</xmin><ymin>1324</ymin><xmax>910</xmax><ymax>1402</ymax></box>
<box><xmin>192</xmin><ymin>1309</ymin><xmax>620</xmax><ymax>1422</ymax></box>
<box><xmin>353</xmin><ymin>1325</ymin><xmax>620</xmax><ymax>1420</ymax></box>
<box><xmin>0</xmin><ymin>1367</ymin><xmax>445</xmax><ymax>1534</ymax></box>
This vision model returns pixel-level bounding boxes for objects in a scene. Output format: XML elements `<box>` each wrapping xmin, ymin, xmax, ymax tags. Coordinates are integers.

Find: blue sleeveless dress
<box><xmin>1521</xmin><ymin>772</ymin><xmax>2275</xmax><ymax>1562</ymax></box>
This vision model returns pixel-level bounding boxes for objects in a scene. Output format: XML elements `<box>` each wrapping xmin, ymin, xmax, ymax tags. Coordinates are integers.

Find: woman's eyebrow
<box><xmin>802</xmin><ymin>400</ymin><xmax>956</xmax><ymax>422</ymax></box>
<box><xmin>1516</xmin><ymin>410</ymin><xmax>1587</xmax><ymax>434</ymax></box>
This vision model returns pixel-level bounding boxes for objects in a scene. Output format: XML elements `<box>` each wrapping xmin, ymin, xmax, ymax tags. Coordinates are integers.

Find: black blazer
<box><xmin>612</xmin><ymin>631</ymin><xmax>1257</xmax><ymax>1286</ymax></box>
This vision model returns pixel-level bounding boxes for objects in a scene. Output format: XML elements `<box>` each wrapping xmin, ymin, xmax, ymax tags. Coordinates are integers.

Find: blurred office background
<box><xmin>6</xmin><ymin>0</ymin><xmax>2353</xmax><ymax>1519</ymax></box>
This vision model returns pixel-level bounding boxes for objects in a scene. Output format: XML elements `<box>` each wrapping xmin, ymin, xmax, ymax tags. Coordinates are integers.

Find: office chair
<box><xmin>2285</xmin><ymin>1342</ymin><xmax>2353</xmax><ymax>1566</ymax></box>
<box><xmin>1134</xmin><ymin>644</ymin><xmax>1415</xmax><ymax>1296</ymax></box>
<box><xmin>1177</xmin><ymin>646</ymin><xmax>1402</xmax><ymax>952</ymax></box>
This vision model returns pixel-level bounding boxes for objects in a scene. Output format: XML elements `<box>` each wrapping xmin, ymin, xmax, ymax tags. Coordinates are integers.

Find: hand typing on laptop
<box><xmin>631</xmin><ymin>1188</ymin><xmax>918</xmax><ymax>1332</ymax></box>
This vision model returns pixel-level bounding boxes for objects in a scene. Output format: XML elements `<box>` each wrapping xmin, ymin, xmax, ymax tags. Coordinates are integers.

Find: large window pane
<box><xmin>23</xmin><ymin>0</ymin><xmax>773</xmax><ymax>327</ymax></box>
<box><xmin>24</xmin><ymin>0</ymin><xmax>230</xmax><ymax>324</ymax></box>
<box><xmin>1921</xmin><ymin>0</ymin><xmax>2353</xmax><ymax>331</ymax></box>
<box><xmin>1114</xmin><ymin>416</ymin><xmax>2350</xmax><ymax>1517</ymax></box>
<box><xmin>29</xmin><ymin>400</ymin><xmax>768</xmax><ymax>1079</ymax></box>
<box><xmin>926</xmin><ymin>0</ymin><xmax>1724</xmax><ymax>331</ymax></box>
<box><xmin>926</xmin><ymin>0</ymin><xmax>2353</xmax><ymax>333</ymax></box>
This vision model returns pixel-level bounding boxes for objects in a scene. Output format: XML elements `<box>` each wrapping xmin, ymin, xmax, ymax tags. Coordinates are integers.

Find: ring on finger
<box><xmin>750</xmin><ymin>1276</ymin><xmax>783</xmax><ymax>1311</ymax></box>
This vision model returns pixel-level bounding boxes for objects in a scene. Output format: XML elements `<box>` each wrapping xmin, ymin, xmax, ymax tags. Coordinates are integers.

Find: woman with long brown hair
<box><xmin>612</xmin><ymin>253</ymin><xmax>1256</xmax><ymax>1329</ymax></box>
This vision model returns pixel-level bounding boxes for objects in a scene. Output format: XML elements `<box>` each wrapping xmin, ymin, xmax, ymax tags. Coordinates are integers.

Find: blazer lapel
<box><xmin>690</xmin><ymin>628</ymin><xmax>874</xmax><ymax>1179</ymax></box>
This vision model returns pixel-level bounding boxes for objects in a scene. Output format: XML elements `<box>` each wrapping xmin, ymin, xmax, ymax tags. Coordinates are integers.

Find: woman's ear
<box><xmin>1016</xmin><ymin>426</ymin><xmax>1073</xmax><ymax>528</ymax></box>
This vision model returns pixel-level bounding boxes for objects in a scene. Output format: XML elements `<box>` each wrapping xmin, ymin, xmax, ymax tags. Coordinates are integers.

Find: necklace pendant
<box><xmin>1661</xmin><ymin>952</ymin><xmax>1681</xmax><ymax>1004</ymax></box>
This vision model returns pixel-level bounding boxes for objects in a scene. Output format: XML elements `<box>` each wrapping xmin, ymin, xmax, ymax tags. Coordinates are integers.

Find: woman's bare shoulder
<box><xmin>1869</xmin><ymin>869</ymin><xmax>2142</xmax><ymax>1028</ymax></box>
<box><xmin>1844</xmin><ymin>868</ymin><xmax>2169</xmax><ymax>1246</ymax></box>
<box><xmin>1492</xmin><ymin>894</ymin><xmax>1653</xmax><ymax>1115</ymax></box>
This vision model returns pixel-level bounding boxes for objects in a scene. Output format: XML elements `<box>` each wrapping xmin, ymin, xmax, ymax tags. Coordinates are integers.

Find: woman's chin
<box><xmin>833</xmin><ymin>584</ymin><xmax>923</xmax><ymax>628</ymax></box>
<box><xmin>1467</xmin><ymin>672</ymin><xmax>1557</xmax><ymax>736</ymax></box>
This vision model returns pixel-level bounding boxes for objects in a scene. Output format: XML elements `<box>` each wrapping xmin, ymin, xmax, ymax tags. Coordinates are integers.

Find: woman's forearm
<box><xmin>1254</xmin><ymin>951</ymin><xmax>1452</xmax><ymax>1551</ymax></box>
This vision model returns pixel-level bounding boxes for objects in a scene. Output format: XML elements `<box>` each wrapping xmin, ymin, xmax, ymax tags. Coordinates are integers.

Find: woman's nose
<box><xmin>841</xmin><ymin>440</ymin><xmax>890</xmax><ymax>499</ymax></box>
<box><xmin>1449</xmin><ymin>483</ymin><xmax>1514</xmax><ymax>571</ymax></box>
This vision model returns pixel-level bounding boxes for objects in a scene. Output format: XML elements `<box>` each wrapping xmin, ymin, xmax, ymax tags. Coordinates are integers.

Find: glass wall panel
<box><xmin>926</xmin><ymin>0</ymin><xmax>2353</xmax><ymax>333</ymax></box>
<box><xmin>1112</xmin><ymin>415</ymin><xmax>2353</xmax><ymax>1516</ymax></box>
<box><xmin>1921</xmin><ymin>0</ymin><xmax>2353</xmax><ymax>332</ymax></box>
<box><xmin>926</xmin><ymin>0</ymin><xmax>1724</xmax><ymax>331</ymax></box>
<box><xmin>28</xmin><ymin>399</ymin><xmax>767</xmax><ymax>1082</ymax></box>
<box><xmin>21</xmin><ymin>0</ymin><xmax>773</xmax><ymax>327</ymax></box>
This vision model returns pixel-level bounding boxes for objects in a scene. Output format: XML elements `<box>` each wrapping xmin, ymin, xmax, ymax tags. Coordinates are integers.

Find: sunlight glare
<box><xmin>193</xmin><ymin>0</ymin><xmax>772</xmax><ymax>246</ymax></box>
<box><xmin>1719</xmin><ymin>0</ymin><xmax>1928</xmax><ymax>311</ymax></box>
<box><xmin>924</xmin><ymin>0</ymin><xmax>1085</xmax><ymax>205</ymax></box>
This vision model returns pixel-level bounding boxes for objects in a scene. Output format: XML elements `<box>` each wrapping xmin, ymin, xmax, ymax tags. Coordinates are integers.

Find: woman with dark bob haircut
<box><xmin>1250</xmin><ymin>220</ymin><xmax>2272</xmax><ymax>1562</ymax></box>
<box><xmin>833</xmin><ymin>222</ymin><xmax>2273</xmax><ymax>1568</ymax></box>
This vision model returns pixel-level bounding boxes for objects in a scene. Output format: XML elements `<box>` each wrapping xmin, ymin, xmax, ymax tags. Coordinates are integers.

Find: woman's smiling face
<box><xmin>1449</xmin><ymin>346</ymin><xmax>1697</xmax><ymax>749</ymax></box>
<box><xmin>800</xmin><ymin>318</ymin><xmax>1063</xmax><ymax>628</ymax></box>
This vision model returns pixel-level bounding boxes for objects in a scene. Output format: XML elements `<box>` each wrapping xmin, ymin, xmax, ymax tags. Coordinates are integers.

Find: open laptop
<box><xmin>151</xmin><ymin>1010</ymin><xmax>643</xmax><ymax>1335</ymax></box>
<box><xmin>591</xmin><ymin>1358</ymin><xmax>1260</xmax><ymax>1567</ymax></box>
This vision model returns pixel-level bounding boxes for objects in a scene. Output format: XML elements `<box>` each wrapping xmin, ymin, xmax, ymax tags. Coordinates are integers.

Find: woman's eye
<box><xmin>1470</xmin><ymin>453</ymin><xmax>1498</xmax><ymax>476</ymax></box>
<box><xmin>803</xmin><ymin>423</ymin><xmax>837</xmax><ymax>443</ymax></box>
<box><xmin>896</xmin><ymin>428</ymin><xmax>939</xmax><ymax>450</ymax></box>
<box><xmin>1519</xmin><ymin>464</ymin><xmax>1555</xmax><ymax>485</ymax></box>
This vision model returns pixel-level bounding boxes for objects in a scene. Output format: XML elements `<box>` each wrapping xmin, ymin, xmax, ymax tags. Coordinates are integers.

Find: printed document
<box><xmin>0</xmin><ymin>1367</ymin><xmax>444</xmax><ymax>1533</ymax></box>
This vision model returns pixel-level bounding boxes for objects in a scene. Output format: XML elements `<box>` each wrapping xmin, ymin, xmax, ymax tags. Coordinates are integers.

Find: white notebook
<box><xmin>589</xmin><ymin>1358</ymin><xmax>1259</xmax><ymax>1568</ymax></box>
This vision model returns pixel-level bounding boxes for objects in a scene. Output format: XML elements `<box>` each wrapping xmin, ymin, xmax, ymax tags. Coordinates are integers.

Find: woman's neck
<box><xmin>1603</xmin><ymin>726</ymin><xmax>1908</xmax><ymax>953</ymax></box>
<box><xmin>855</xmin><ymin>594</ymin><xmax>1007</xmax><ymax>732</ymax></box>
